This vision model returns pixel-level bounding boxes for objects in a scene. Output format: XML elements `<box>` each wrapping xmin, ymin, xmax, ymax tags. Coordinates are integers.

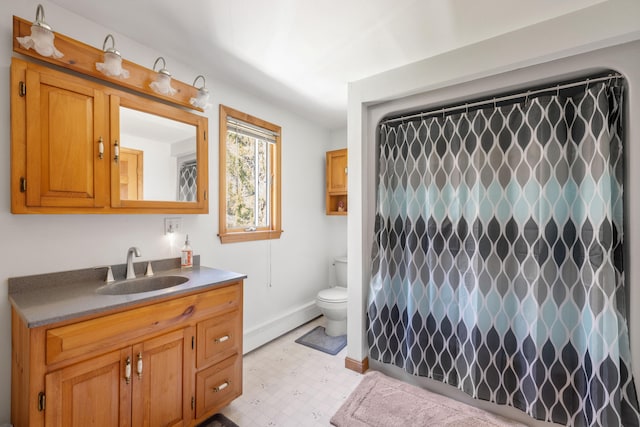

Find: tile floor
<box><xmin>220</xmin><ymin>317</ymin><xmax>363</xmax><ymax>427</ymax></box>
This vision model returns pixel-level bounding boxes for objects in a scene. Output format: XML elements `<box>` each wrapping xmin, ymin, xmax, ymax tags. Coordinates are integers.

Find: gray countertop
<box><xmin>8</xmin><ymin>257</ymin><xmax>246</xmax><ymax>328</ymax></box>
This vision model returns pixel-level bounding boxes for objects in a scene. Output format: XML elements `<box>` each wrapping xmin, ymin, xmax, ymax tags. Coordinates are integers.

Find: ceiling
<box><xmin>50</xmin><ymin>0</ymin><xmax>605</xmax><ymax>129</ymax></box>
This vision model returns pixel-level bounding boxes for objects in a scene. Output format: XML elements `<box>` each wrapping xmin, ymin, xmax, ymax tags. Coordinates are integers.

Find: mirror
<box><xmin>119</xmin><ymin>107</ymin><xmax>197</xmax><ymax>202</ymax></box>
<box><xmin>110</xmin><ymin>92</ymin><xmax>208</xmax><ymax>212</ymax></box>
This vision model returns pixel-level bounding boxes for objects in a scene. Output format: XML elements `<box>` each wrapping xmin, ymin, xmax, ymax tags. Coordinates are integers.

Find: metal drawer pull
<box><xmin>137</xmin><ymin>352</ymin><xmax>143</xmax><ymax>379</ymax></box>
<box><xmin>125</xmin><ymin>357</ymin><xmax>131</xmax><ymax>384</ymax></box>
<box><xmin>213</xmin><ymin>381</ymin><xmax>230</xmax><ymax>392</ymax></box>
<box><xmin>215</xmin><ymin>335</ymin><xmax>230</xmax><ymax>343</ymax></box>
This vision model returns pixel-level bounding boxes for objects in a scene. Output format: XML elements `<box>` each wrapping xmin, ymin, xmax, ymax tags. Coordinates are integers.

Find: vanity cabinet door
<box><xmin>131</xmin><ymin>328</ymin><xmax>191</xmax><ymax>427</ymax></box>
<box><xmin>44</xmin><ymin>330</ymin><xmax>191</xmax><ymax>427</ymax></box>
<box><xmin>195</xmin><ymin>354</ymin><xmax>242</xmax><ymax>419</ymax></box>
<box><xmin>44</xmin><ymin>348</ymin><xmax>132</xmax><ymax>427</ymax></box>
<box><xmin>196</xmin><ymin>311</ymin><xmax>241</xmax><ymax>368</ymax></box>
<box><xmin>23</xmin><ymin>67</ymin><xmax>109</xmax><ymax>209</ymax></box>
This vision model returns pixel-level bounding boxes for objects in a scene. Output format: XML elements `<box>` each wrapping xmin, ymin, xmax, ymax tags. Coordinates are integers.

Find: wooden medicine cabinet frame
<box><xmin>10</xmin><ymin>57</ymin><xmax>209</xmax><ymax>214</ymax></box>
<box><xmin>108</xmin><ymin>91</ymin><xmax>209</xmax><ymax>212</ymax></box>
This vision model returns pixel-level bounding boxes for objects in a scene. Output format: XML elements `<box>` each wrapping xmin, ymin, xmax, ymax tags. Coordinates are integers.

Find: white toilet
<box><xmin>317</xmin><ymin>256</ymin><xmax>348</xmax><ymax>336</ymax></box>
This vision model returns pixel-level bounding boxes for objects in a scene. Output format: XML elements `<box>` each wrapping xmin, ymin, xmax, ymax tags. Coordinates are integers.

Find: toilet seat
<box><xmin>317</xmin><ymin>287</ymin><xmax>347</xmax><ymax>303</ymax></box>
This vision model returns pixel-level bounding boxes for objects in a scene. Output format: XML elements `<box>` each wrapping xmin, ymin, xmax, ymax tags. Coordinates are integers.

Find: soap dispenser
<box><xmin>181</xmin><ymin>234</ymin><xmax>193</xmax><ymax>268</ymax></box>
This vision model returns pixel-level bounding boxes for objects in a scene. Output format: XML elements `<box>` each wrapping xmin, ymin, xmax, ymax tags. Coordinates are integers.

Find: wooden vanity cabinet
<box><xmin>11</xmin><ymin>281</ymin><xmax>243</xmax><ymax>427</ymax></box>
<box><xmin>326</xmin><ymin>148</ymin><xmax>348</xmax><ymax>215</ymax></box>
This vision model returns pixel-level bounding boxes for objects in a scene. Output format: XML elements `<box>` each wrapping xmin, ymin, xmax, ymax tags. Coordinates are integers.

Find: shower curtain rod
<box><xmin>381</xmin><ymin>73</ymin><xmax>624</xmax><ymax>125</ymax></box>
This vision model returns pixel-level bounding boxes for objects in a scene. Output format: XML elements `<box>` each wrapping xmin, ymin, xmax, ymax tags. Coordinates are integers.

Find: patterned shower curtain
<box><xmin>367</xmin><ymin>79</ymin><xmax>640</xmax><ymax>426</ymax></box>
<box><xmin>178</xmin><ymin>161</ymin><xmax>197</xmax><ymax>201</ymax></box>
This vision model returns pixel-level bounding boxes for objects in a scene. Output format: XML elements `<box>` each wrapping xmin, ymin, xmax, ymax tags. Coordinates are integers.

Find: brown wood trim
<box><xmin>218</xmin><ymin>230</ymin><xmax>283</xmax><ymax>244</ymax></box>
<box><xmin>345</xmin><ymin>356</ymin><xmax>369</xmax><ymax>374</ymax></box>
<box><xmin>13</xmin><ymin>15</ymin><xmax>202</xmax><ymax>111</ymax></box>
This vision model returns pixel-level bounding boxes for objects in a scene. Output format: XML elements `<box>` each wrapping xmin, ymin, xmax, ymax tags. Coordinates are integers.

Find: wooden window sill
<box><xmin>219</xmin><ymin>230</ymin><xmax>283</xmax><ymax>244</ymax></box>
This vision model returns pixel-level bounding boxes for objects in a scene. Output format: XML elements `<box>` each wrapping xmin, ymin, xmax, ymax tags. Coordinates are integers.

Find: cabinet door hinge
<box><xmin>20</xmin><ymin>177</ymin><xmax>26</xmax><ymax>192</ymax></box>
<box><xmin>38</xmin><ymin>391</ymin><xmax>46</xmax><ymax>411</ymax></box>
<box><xmin>204</xmin><ymin>130</ymin><xmax>206</xmax><ymax>140</ymax></box>
<box><xmin>204</xmin><ymin>190</ymin><xmax>207</xmax><ymax>201</ymax></box>
<box><xmin>191</xmin><ymin>336</ymin><xmax>195</xmax><ymax>350</ymax></box>
<box><xmin>19</xmin><ymin>81</ymin><xmax>26</xmax><ymax>97</ymax></box>
<box><xmin>191</xmin><ymin>396</ymin><xmax>195</xmax><ymax>410</ymax></box>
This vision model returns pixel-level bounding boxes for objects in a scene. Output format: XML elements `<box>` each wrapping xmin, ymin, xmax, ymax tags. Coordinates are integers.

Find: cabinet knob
<box><xmin>98</xmin><ymin>137</ymin><xmax>104</xmax><ymax>160</ymax></box>
<box><xmin>125</xmin><ymin>357</ymin><xmax>131</xmax><ymax>384</ymax></box>
<box><xmin>212</xmin><ymin>380</ymin><xmax>230</xmax><ymax>392</ymax></box>
<box><xmin>137</xmin><ymin>352</ymin><xmax>143</xmax><ymax>379</ymax></box>
<box><xmin>214</xmin><ymin>335</ymin><xmax>230</xmax><ymax>343</ymax></box>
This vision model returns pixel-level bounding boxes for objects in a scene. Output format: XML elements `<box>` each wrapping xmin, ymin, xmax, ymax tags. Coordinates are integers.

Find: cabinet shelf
<box><xmin>327</xmin><ymin>194</ymin><xmax>348</xmax><ymax>215</ymax></box>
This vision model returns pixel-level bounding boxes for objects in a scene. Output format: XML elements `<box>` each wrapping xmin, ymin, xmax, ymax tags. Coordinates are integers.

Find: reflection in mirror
<box><xmin>119</xmin><ymin>107</ymin><xmax>197</xmax><ymax>201</ymax></box>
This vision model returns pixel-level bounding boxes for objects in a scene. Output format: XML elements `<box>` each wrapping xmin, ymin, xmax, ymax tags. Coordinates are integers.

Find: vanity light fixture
<box><xmin>149</xmin><ymin>57</ymin><xmax>176</xmax><ymax>96</ymax></box>
<box><xmin>190</xmin><ymin>75</ymin><xmax>211</xmax><ymax>109</ymax></box>
<box><xmin>16</xmin><ymin>4</ymin><xmax>63</xmax><ymax>59</ymax></box>
<box><xmin>96</xmin><ymin>34</ymin><xmax>129</xmax><ymax>78</ymax></box>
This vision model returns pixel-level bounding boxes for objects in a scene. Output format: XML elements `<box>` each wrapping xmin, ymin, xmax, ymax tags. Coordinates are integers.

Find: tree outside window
<box><xmin>218</xmin><ymin>105</ymin><xmax>282</xmax><ymax>243</ymax></box>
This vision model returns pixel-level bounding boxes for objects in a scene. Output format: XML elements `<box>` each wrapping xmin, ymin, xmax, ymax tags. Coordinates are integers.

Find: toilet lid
<box><xmin>317</xmin><ymin>287</ymin><xmax>348</xmax><ymax>303</ymax></box>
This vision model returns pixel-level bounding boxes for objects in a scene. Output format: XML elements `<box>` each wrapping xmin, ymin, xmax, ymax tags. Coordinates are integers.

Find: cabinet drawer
<box><xmin>46</xmin><ymin>283</ymin><xmax>241</xmax><ymax>365</ymax></box>
<box><xmin>195</xmin><ymin>355</ymin><xmax>242</xmax><ymax>418</ymax></box>
<box><xmin>196</xmin><ymin>311</ymin><xmax>241</xmax><ymax>368</ymax></box>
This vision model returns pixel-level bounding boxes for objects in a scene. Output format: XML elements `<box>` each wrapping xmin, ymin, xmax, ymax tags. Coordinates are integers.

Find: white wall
<box><xmin>348</xmin><ymin>0</ymin><xmax>640</xmax><ymax>425</ymax></box>
<box><xmin>0</xmin><ymin>0</ymin><xmax>336</xmax><ymax>422</ymax></box>
<box><xmin>326</xmin><ymin>128</ymin><xmax>348</xmax><ymax>272</ymax></box>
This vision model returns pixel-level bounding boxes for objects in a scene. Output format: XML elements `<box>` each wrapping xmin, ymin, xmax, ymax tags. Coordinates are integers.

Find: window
<box><xmin>219</xmin><ymin>105</ymin><xmax>282</xmax><ymax>243</ymax></box>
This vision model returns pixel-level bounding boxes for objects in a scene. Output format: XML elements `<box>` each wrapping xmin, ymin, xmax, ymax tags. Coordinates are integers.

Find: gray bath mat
<box><xmin>295</xmin><ymin>325</ymin><xmax>347</xmax><ymax>355</ymax></box>
<box><xmin>197</xmin><ymin>413</ymin><xmax>239</xmax><ymax>427</ymax></box>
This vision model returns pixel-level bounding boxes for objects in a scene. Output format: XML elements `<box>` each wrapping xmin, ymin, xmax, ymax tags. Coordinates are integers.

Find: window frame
<box><xmin>218</xmin><ymin>105</ymin><xmax>282</xmax><ymax>243</ymax></box>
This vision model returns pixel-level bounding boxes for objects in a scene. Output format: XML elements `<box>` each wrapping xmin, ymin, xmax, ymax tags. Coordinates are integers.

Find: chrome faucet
<box><xmin>126</xmin><ymin>247</ymin><xmax>141</xmax><ymax>279</ymax></box>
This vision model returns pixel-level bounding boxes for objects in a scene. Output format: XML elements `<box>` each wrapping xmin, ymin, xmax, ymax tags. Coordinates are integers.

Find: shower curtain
<box><xmin>178</xmin><ymin>161</ymin><xmax>197</xmax><ymax>201</ymax></box>
<box><xmin>367</xmin><ymin>79</ymin><xmax>640</xmax><ymax>426</ymax></box>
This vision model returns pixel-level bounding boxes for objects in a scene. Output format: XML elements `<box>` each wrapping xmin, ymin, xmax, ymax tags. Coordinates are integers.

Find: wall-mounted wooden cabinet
<box><xmin>326</xmin><ymin>148</ymin><xmax>348</xmax><ymax>215</ymax></box>
<box><xmin>11</xmin><ymin>57</ymin><xmax>209</xmax><ymax>214</ymax></box>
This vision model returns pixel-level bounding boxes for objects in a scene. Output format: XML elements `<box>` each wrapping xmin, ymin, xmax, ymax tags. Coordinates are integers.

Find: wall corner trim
<box><xmin>345</xmin><ymin>356</ymin><xmax>369</xmax><ymax>374</ymax></box>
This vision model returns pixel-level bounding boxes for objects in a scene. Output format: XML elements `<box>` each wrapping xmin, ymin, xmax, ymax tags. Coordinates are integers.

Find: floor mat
<box><xmin>331</xmin><ymin>371</ymin><xmax>527</xmax><ymax>427</ymax></box>
<box><xmin>197</xmin><ymin>413</ymin><xmax>239</xmax><ymax>427</ymax></box>
<box><xmin>295</xmin><ymin>325</ymin><xmax>347</xmax><ymax>355</ymax></box>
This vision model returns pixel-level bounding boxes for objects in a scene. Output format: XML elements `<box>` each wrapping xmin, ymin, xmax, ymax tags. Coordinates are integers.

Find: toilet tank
<box><xmin>334</xmin><ymin>256</ymin><xmax>348</xmax><ymax>287</ymax></box>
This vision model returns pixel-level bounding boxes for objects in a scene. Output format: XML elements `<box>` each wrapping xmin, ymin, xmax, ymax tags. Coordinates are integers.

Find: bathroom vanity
<box><xmin>8</xmin><ymin>258</ymin><xmax>245</xmax><ymax>427</ymax></box>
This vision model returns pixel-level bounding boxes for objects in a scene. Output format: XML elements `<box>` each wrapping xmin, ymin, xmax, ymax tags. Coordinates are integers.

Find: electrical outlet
<box><xmin>164</xmin><ymin>217</ymin><xmax>182</xmax><ymax>235</ymax></box>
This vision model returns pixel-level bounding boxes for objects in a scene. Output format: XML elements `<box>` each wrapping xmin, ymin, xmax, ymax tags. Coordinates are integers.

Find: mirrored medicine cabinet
<box><xmin>11</xmin><ymin>57</ymin><xmax>209</xmax><ymax>214</ymax></box>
